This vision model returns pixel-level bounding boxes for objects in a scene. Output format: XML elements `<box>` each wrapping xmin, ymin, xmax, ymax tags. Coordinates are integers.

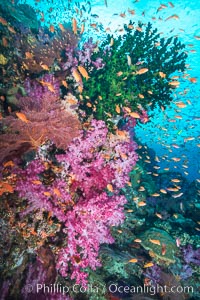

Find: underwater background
<box><xmin>0</xmin><ymin>0</ymin><xmax>200</xmax><ymax>299</ymax></box>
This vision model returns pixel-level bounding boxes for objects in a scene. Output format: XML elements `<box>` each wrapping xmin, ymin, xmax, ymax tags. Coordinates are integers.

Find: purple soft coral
<box><xmin>62</xmin><ymin>38</ymin><xmax>105</xmax><ymax>71</ymax></box>
<box><xmin>22</xmin><ymin>74</ymin><xmax>60</xmax><ymax>103</ymax></box>
<box><xmin>179</xmin><ymin>265</ymin><xmax>193</xmax><ymax>280</ymax></box>
<box><xmin>182</xmin><ymin>244</ymin><xmax>200</xmax><ymax>266</ymax></box>
<box><xmin>143</xmin><ymin>264</ymin><xmax>162</xmax><ymax>286</ymax></box>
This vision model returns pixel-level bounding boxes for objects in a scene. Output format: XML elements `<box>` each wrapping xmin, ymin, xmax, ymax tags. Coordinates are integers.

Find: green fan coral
<box><xmin>79</xmin><ymin>22</ymin><xmax>187</xmax><ymax>124</ymax></box>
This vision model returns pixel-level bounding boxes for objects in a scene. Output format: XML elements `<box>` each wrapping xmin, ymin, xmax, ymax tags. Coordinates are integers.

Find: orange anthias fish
<box><xmin>32</xmin><ymin>180</ymin><xmax>42</xmax><ymax>185</ymax></box>
<box><xmin>72</xmin><ymin>68</ymin><xmax>82</xmax><ymax>84</ymax></box>
<box><xmin>129</xmin><ymin>112</ymin><xmax>140</xmax><ymax>118</ymax></box>
<box><xmin>53</xmin><ymin>188</ymin><xmax>61</xmax><ymax>197</ymax></box>
<box><xmin>167</xmin><ymin>187</ymin><xmax>179</xmax><ymax>192</ymax></box>
<box><xmin>115</xmin><ymin>105</ymin><xmax>120</xmax><ymax>114</ymax></box>
<box><xmin>169</xmin><ymin>81</ymin><xmax>180</xmax><ymax>87</ymax></box>
<box><xmin>144</xmin><ymin>262</ymin><xmax>154</xmax><ymax>268</ymax></box>
<box><xmin>40</xmin><ymin>63</ymin><xmax>50</xmax><ymax>71</ymax></box>
<box><xmin>128</xmin><ymin>258</ymin><xmax>138</xmax><ymax>263</ymax></box>
<box><xmin>155</xmin><ymin>213</ymin><xmax>163</xmax><ymax>219</ymax></box>
<box><xmin>134</xmin><ymin>239</ymin><xmax>142</xmax><ymax>243</ymax></box>
<box><xmin>160</xmin><ymin>189</ymin><xmax>167</xmax><ymax>194</ymax></box>
<box><xmin>138</xmin><ymin>93</ymin><xmax>144</xmax><ymax>99</ymax></box>
<box><xmin>128</xmin><ymin>8</ymin><xmax>135</xmax><ymax>15</ymax></box>
<box><xmin>161</xmin><ymin>243</ymin><xmax>166</xmax><ymax>255</ymax></box>
<box><xmin>116</xmin><ymin>129</ymin><xmax>128</xmax><ymax>138</ymax></box>
<box><xmin>107</xmin><ymin>184</ymin><xmax>113</xmax><ymax>192</ymax></box>
<box><xmin>149</xmin><ymin>239</ymin><xmax>161</xmax><ymax>245</ymax></box>
<box><xmin>136</xmin><ymin>26</ymin><xmax>143</xmax><ymax>32</ymax></box>
<box><xmin>138</xmin><ymin>201</ymin><xmax>146</xmax><ymax>207</ymax></box>
<box><xmin>136</xmin><ymin>68</ymin><xmax>149</xmax><ymax>75</ymax></box>
<box><xmin>49</xmin><ymin>25</ymin><xmax>55</xmax><ymax>33</ymax></box>
<box><xmin>62</xmin><ymin>80</ymin><xmax>68</xmax><ymax>89</ymax></box>
<box><xmin>168</xmin><ymin>2</ymin><xmax>175</xmax><ymax>8</ymax></box>
<box><xmin>0</xmin><ymin>17</ymin><xmax>8</xmax><ymax>26</ymax></box>
<box><xmin>128</xmin><ymin>24</ymin><xmax>134</xmax><ymax>29</ymax></box>
<box><xmin>86</xmin><ymin>102</ymin><xmax>92</xmax><ymax>108</ymax></box>
<box><xmin>172</xmin><ymin>144</ymin><xmax>180</xmax><ymax>148</ymax></box>
<box><xmin>188</xmin><ymin>77</ymin><xmax>197</xmax><ymax>83</ymax></box>
<box><xmin>171</xmin><ymin>178</ymin><xmax>181</xmax><ymax>183</ymax></box>
<box><xmin>7</xmin><ymin>25</ymin><xmax>16</xmax><ymax>34</ymax></box>
<box><xmin>171</xmin><ymin>157</ymin><xmax>181</xmax><ymax>162</ymax></box>
<box><xmin>2</xmin><ymin>37</ymin><xmax>8</xmax><ymax>47</ymax></box>
<box><xmin>16</xmin><ymin>112</ymin><xmax>29</xmax><ymax>123</ymax></box>
<box><xmin>77</xmin><ymin>65</ymin><xmax>90</xmax><ymax>80</ymax></box>
<box><xmin>123</xmin><ymin>107</ymin><xmax>131</xmax><ymax>113</ymax></box>
<box><xmin>25</xmin><ymin>52</ymin><xmax>34</xmax><ymax>59</ymax></box>
<box><xmin>159</xmin><ymin>71</ymin><xmax>166</xmax><ymax>78</ymax></box>
<box><xmin>72</xmin><ymin>18</ymin><xmax>77</xmax><ymax>34</ymax></box>
<box><xmin>66</xmin><ymin>98</ymin><xmax>77</xmax><ymax>105</ymax></box>
<box><xmin>175</xmin><ymin>102</ymin><xmax>186</xmax><ymax>108</ymax></box>
<box><xmin>157</xmin><ymin>4</ymin><xmax>167</xmax><ymax>12</ymax></box>
<box><xmin>119</xmin><ymin>12</ymin><xmax>126</xmax><ymax>18</ymax></box>
<box><xmin>78</xmin><ymin>85</ymin><xmax>83</xmax><ymax>93</ymax></box>
<box><xmin>117</xmin><ymin>71</ymin><xmax>123</xmax><ymax>77</ymax></box>
<box><xmin>38</xmin><ymin>80</ymin><xmax>55</xmax><ymax>93</ymax></box>
<box><xmin>110</xmin><ymin>37</ymin><xmax>114</xmax><ymax>46</ymax></box>
<box><xmin>151</xmin><ymin>193</ymin><xmax>160</xmax><ymax>197</ymax></box>
<box><xmin>80</xmin><ymin>23</ymin><xmax>85</xmax><ymax>34</ymax></box>
<box><xmin>59</xmin><ymin>23</ymin><xmax>65</xmax><ymax>32</ymax></box>
<box><xmin>43</xmin><ymin>191</ymin><xmax>51</xmax><ymax>197</ymax></box>
<box><xmin>165</xmin><ymin>14</ymin><xmax>179</xmax><ymax>21</ymax></box>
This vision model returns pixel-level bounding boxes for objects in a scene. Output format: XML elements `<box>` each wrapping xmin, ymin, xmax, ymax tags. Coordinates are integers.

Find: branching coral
<box><xmin>78</xmin><ymin>21</ymin><xmax>187</xmax><ymax>123</ymax></box>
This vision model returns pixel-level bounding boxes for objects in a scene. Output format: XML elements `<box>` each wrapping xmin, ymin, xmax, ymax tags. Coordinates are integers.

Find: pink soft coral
<box><xmin>14</xmin><ymin>119</ymin><xmax>138</xmax><ymax>285</ymax></box>
<box><xmin>55</xmin><ymin>120</ymin><xmax>138</xmax><ymax>284</ymax></box>
<box><xmin>57</xmin><ymin>193</ymin><xmax>126</xmax><ymax>286</ymax></box>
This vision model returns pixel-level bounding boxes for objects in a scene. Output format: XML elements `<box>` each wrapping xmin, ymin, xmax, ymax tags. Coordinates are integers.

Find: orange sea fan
<box><xmin>0</xmin><ymin>92</ymin><xmax>80</xmax><ymax>163</ymax></box>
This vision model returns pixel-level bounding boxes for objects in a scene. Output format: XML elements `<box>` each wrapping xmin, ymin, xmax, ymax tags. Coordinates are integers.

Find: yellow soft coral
<box><xmin>0</xmin><ymin>54</ymin><xmax>7</xmax><ymax>65</ymax></box>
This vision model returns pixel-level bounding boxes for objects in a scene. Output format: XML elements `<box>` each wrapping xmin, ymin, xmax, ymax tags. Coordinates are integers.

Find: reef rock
<box><xmin>138</xmin><ymin>228</ymin><xmax>177</xmax><ymax>264</ymax></box>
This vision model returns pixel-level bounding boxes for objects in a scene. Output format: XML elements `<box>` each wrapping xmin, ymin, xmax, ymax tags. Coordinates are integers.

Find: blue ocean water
<box><xmin>19</xmin><ymin>0</ymin><xmax>200</xmax><ymax>181</ymax></box>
